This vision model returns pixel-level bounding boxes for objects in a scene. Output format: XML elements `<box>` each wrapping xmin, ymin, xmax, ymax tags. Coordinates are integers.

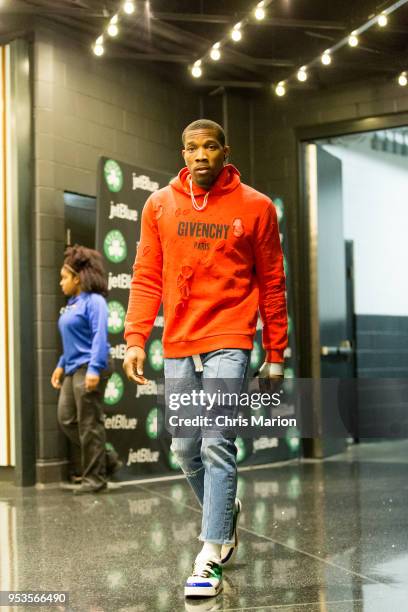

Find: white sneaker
<box><xmin>185</xmin><ymin>558</ymin><xmax>223</xmax><ymax>598</ymax></box>
<box><xmin>220</xmin><ymin>498</ymin><xmax>242</xmax><ymax>566</ymax></box>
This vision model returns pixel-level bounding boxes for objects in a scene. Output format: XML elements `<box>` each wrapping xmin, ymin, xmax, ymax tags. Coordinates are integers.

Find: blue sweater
<box><xmin>57</xmin><ymin>292</ymin><xmax>110</xmax><ymax>376</ymax></box>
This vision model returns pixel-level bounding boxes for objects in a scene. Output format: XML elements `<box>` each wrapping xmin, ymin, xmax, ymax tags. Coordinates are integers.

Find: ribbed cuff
<box><xmin>126</xmin><ymin>333</ymin><xmax>146</xmax><ymax>351</ymax></box>
<box><xmin>266</xmin><ymin>349</ymin><xmax>284</xmax><ymax>363</ymax></box>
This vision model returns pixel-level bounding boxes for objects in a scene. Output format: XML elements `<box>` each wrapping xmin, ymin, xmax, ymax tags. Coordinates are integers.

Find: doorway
<box><xmin>302</xmin><ymin>126</ymin><xmax>408</xmax><ymax>453</ymax></box>
<box><xmin>64</xmin><ymin>192</ymin><xmax>96</xmax><ymax>248</ymax></box>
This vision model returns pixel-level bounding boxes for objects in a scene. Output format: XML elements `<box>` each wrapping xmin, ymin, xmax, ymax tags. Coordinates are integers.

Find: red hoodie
<box><xmin>125</xmin><ymin>164</ymin><xmax>287</xmax><ymax>362</ymax></box>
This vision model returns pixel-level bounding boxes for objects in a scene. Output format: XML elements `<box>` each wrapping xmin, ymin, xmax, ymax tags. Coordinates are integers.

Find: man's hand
<box><xmin>123</xmin><ymin>346</ymin><xmax>148</xmax><ymax>385</ymax></box>
<box><xmin>85</xmin><ymin>373</ymin><xmax>100</xmax><ymax>392</ymax></box>
<box><xmin>257</xmin><ymin>361</ymin><xmax>283</xmax><ymax>392</ymax></box>
<box><xmin>51</xmin><ymin>367</ymin><xmax>64</xmax><ymax>389</ymax></box>
<box><xmin>258</xmin><ymin>362</ymin><xmax>284</xmax><ymax>380</ymax></box>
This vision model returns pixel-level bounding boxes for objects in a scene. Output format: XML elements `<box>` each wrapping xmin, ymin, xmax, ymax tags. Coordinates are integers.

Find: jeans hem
<box><xmin>198</xmin><ymin>535</ymin><xmax>235</xmax><ymax>545</ymax></box>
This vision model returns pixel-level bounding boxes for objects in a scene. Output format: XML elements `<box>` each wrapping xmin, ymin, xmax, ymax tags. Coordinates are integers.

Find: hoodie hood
<box><xmin>170</xmin><ymin>164</ymin><xmax>241</xmax><ymax>197</ymax></box>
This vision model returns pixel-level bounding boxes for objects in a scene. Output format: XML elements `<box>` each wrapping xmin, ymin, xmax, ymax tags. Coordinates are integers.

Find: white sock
<box><xmin>197</xmin><ymin>542</ymin><xmax>222</xmax><ymax>563</ymax></box>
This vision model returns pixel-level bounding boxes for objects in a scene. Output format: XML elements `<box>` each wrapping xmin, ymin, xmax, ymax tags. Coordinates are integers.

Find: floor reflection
<box><xmin>0</xmin><ymin>440</ymin><xmax>407</xmax><ymax>610</ymax></box>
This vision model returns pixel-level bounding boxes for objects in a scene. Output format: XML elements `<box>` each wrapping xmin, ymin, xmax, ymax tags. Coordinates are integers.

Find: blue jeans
<box><xmin>166</xmin><ymin>349</ymin><xmax>250</xmax><ymax>545</ymax></box>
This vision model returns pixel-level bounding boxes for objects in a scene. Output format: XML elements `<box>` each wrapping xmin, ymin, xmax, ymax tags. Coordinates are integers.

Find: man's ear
<box><xmin>182</xmin><ymin>148</ymin><xmax>186</xmax><ymax>162</ymax></box>
<box><xmin>224</xmin><ymin>145</ymin><xmax>231</xmax><ymax>161</ymax></box>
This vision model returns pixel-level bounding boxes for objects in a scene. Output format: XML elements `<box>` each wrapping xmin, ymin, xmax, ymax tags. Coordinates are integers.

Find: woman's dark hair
<box><xmin>63</xmin><ymin>245</ymin><xmax>108</xmax><ymax>297</ymax></box>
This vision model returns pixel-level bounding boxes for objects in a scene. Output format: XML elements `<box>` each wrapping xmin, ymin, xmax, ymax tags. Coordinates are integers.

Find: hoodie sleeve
<box><xmin>125</xmin><ymin>196</ymin><xmax>163</xmax><ymax>350</ymax></box>
<box><xmin>253</xmin><ymin>201</ymin><xmax>288</xmax><ymax>363</ymax></box>
<box><xmin>87</xmin><ymin>294</ymin><xmax>109</xmax><ymax>376</ymax></box>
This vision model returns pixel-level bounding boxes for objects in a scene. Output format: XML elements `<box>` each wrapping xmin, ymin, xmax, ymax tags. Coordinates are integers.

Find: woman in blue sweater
<box><xmin>51</xmin><ymin>245</ymin><xmax>112</xmax><ymax>494</ymax></box>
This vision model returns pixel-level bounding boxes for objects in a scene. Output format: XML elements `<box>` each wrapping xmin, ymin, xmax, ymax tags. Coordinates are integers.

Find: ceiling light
<box><xmin>275</xmin><ymin>81</ymin><xmax>286</xmax><ymax>97</ymax></box>
<box><xmin>398</xmin><ymin>72</ymin><xmax>408</xmax><ymax>87</ymax></box>
<box><xmin>254</xmin><ymin>5</ymin><xmax>265</xmax><ymax>20</ymax></box>
<box><xmin>231</xmin><ymin>23</ymin><xmax>242</xmax><ymax>42</ymax></box>
<box><xmin>123</xmin><ymin>1</ymin><xmax>135</xmax><ymax>14</ymax></box>
<box><xmin>192</xmin><ymin>61</ymin><xmax>202</xmax><ymax>78</ymax></box>
<box><xmin>93</xmin><ymin>44</ymin><xmax>104</xmax><ymax>57</ymax></box>
<box><xmin>378</xmin><ymin>13</ymin><xmax>388</xmax><ymax>27</ymax></box>
<box><xmin>348</xmin><ymin>33</ymin><xmax>359</xmax><ymax>47</ymax></box>
<box><xmin>321</xmin><ymin>51</ymin><xmax>331</xmax><ymax>65</ymax></box>
<box><xmin>210</xmin><ymin>47</ymin><xmax>221</xmax><ymax>61</ymax></box>
<box><xmin>107</xmin><ymin>23</ymin><xmax>119</xmax><ymax>37</ymax></box>
<box><xmin>297</xmin><ymin>66</ymin><xmax>308</xmax><ymax>82</ymax></box>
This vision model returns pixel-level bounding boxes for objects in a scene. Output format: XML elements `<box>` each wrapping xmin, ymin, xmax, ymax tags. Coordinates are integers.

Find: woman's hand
<box><xmin>85</xmin><ymin>373</ymin><xmax>100</xmax><ymax>392</ymax></box>
<box><xmin>51</xmin><ymin>367</ymin><xmax>64</xmax><ymax>389</ymax></box>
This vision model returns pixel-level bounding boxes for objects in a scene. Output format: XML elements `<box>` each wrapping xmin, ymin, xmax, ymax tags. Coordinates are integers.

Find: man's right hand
<box><xmin>123</xmin><ymin>346</ymin><xmax>148</xmax><ymax>385</ymax></box>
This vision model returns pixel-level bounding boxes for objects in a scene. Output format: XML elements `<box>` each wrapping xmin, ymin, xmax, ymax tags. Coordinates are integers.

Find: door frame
<box><xmin>296</xmin><ymin>111</ymin><xmax>408</xmax><ymax>458</ymax></box>
<box><xmin>296</xmin><ymin>111</ymin><xmax>408</xmax><ymax>378</ymax></box>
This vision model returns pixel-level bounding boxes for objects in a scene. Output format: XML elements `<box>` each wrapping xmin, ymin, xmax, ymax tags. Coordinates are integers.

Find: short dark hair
<box><xmin>182</xmin><ymin>119</ymin><xmax>225</xmax><ymax>147</ymax></box>
<box><xmin>63</xmin><ymin>244</ymin><xmax>108</xmax><ymax>297</ymax></box>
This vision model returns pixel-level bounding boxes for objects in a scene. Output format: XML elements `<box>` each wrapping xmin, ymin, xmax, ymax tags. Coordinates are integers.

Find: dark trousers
<box><xmin>57</xmin><ymin>365</ymin><xmax>111</xmax><ymax>486</ymax></box>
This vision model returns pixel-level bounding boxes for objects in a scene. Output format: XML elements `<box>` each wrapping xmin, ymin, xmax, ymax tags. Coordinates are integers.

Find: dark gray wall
<box><xmin>33</xmin><ymin>23</ymin><xmax>201</xmax><ymax>482</ymax></box>
<box><xmin>251</xmin><ymin>79</ymin><xmax>408</xmax><ymax>376</ymax></box>
<box><xmin>32</xmin><ymin>20</ymin><xmax>408</xmax><ymax>480</ymax></box>
<box><xmin>356</xmin><ymin>315</ymin><xmax>408</xmax><ymax>378</ymax></box>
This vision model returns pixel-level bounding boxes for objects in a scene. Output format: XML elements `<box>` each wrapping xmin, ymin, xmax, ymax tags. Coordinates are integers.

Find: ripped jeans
<box><xmin>166</xmin><ymin>349</ymin><xmax>249</xmax><ymax>545</ymax></box>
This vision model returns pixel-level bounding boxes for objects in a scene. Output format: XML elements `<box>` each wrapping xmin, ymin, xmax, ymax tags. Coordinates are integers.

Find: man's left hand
<box><xmin>258</xmin><ymin>362</ymin><xmax>284</xmax><ymax>380</ymax></box>
<box><xmin>85</xmin><ymin>373</ymin><xmax>100</xmax><ymax>392</ymax></box>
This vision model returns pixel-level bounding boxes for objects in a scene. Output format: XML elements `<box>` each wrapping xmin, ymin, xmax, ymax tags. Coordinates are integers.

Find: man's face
<box><xmin>182</xmin><ymin>128</ymin><xmax>230</xmax><ymax>189</ymax></box>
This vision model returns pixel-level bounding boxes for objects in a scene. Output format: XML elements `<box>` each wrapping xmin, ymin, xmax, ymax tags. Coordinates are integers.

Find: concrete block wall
<box><xmin>252</xmin><ymin>77</ymin><xmax>408</xmax><ymax>375</ymax></box>
<box><xmin>33</xmin><ymin>23</ymin><xmax>200</xmax><ymax>481</ymax></box>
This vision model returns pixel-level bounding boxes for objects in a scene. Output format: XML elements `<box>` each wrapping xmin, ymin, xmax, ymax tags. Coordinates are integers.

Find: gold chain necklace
<box><xmin>189</xmin><ymin>177</ymin><xmax>209</xmax><ymax>212</ymax></box>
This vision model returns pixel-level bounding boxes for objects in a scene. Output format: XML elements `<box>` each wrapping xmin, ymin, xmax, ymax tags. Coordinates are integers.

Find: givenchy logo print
<box><xmin>177</xmin><ymin>222</ymin><xmax>230</xmax><ymax>240</ymax></box>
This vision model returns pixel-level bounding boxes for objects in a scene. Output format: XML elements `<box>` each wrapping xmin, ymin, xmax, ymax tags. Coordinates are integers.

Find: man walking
<box><xmin>123</xmin><ymin>119</ymin><xmax>287</xmax><ymax>597</ymax></box>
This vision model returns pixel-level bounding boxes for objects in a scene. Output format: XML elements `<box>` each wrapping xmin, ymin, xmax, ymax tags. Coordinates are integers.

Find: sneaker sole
<box><xmin>184</xmin><ymin>583</ymin><xmax>223</xmax><ymax>598</ymax></box>
<box><xmin>221</xmin><ymin>499</ymin><xmax>242</xmax><ymax>566</ymax></box>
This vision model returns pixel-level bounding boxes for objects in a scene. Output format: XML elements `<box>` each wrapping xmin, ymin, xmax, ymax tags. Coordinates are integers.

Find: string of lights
<box><xmin>92</xmin><ymin>1</ymin><xmax>408</xmax><ymax>95</ymax></box>
<box><xmin>190</xmin><ymin>0</ymin><xmax>276</xmax><ymax>78</ymax></box>
<box><xmin>187</xmin><ymin>0</ymin><xmax>408</xmax><ymax>96</ymax></box>
<box><xmin>92</xmin><ymin>1</ymin><xmax>136</xmax><ymax>57</ymax></box>
<box><xmin>272</xmin><ymin>0</ymin><xmax>408</xmax><ymax>97</ymax></box>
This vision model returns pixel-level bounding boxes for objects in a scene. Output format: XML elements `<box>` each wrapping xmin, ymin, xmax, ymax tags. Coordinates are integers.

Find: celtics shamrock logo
<box><xmin>235</xmin><ymin>437</ymin><xmax>247</xmax><ymax>463</ymax></box>
<box><xmin>150</xmin><ymin>521</ymin><xmax>166</xmax><ymax>552</ymax></box>
<box><xmin>104</xmin><ymin>372</ymin><xmax>125</xmax><ymax>406</ymax></box>
<box><xmin>286</xmin><ymin>427</ymin><xmax>300</xmax><ymax>453</ymax></box>
<box><xmin>250</xmin><ymin>340</ymin><xmax>262</xmax><ymax>370</ymax></box>
<box><xmin>108</xmin><ymin>301</ymin><xmax>126</xmax><ymax>334</ymax></box>
<box><xmin>168</xmin><ymin>450</ymin><xmax>181</xmax><ymax>471</ymax></box>
<box><xmin>104</xmin><ymin>229</ymin><xmax>127</xmax><ymax>264</ymax></box>
<box><xmin>146</xmin><ymin>407</ymin><xmax>163</xmax><ymax>439</ymax></box>
<box><xmin>287</xmin><ymin>475</ymin><xmax>301</xmax><ymax>500</ymax></box>
<box><xmin>254</xmin><ymin>500</ymin><xmax>267</xmax><ymax>528</ymax></box>
<box><xmin>104</xmin><ymin>159</ymin><xmax>123</xmax><ymax>193</ymax></box>
<box><xmin>148</xmin><ymin>339</ymin><xmax>164</xmax><ymax>371</ymax></box>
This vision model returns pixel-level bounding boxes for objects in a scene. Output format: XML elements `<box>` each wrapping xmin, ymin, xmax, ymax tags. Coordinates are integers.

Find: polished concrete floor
<box><xmin>1</xmin><ymin>440</ymin><xmax>408</xmax><ymax>611</ymax></box>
